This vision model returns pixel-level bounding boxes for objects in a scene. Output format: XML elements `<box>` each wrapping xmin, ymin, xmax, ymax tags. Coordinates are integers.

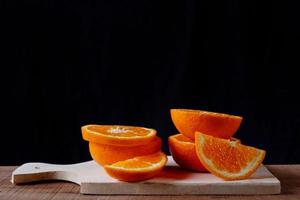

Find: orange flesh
<box><xmin>88</xmin><ymin>125</ymin><xmax>151</xmax><ymax>137</ymax></box>
<box><xmin>202</xmin><ymin>138</ymin><xmax>259</xmax><ymax>173</ymax></box>
<box><xmin>111</xmin><ymin>152</ymin><xmax>164</xmax><ymax>169</ymax></box>
<box><xmin>138</xmin><ymin>153</ymin><xmax>165</xmax><ymax>163</ymax></box>
<box><xmin>195</xmin><ymin>132</ymin><xmax>266</xmax><ymax>180</ymax></box>
<box><xmin>113</xmin><ymin>159</ymin><xmax>152</xmax><ymax>168</ymax></box>
<box><xmin>174</xmin><ymin>109</ymin><xmax>241</xmax><ymax>119</ymax></box>
<box><xmin>82</xmin><ymin>125</ymin><xmax>156</xmax><ymax>146</ymax></box>
<box><xmin>104</xmin><ymin>152</ymin><xmax>167</xmax><ymax>182</ymax></box>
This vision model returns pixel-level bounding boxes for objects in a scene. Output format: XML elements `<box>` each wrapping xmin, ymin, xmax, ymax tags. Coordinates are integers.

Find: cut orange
<box><xmin>195</xmin><ymin>132</ymin><xmax>266</xmax><ymax>180</ymax></box>
<box><xmin>168</xmin><ymin>134</ymin><xmax>206</xmax><ymax>172</ymax></box>
<box><xmin>171</xmin><ymin>109</ymin><xmax>243</xmax><ymax>139</ymax></box>
<box><xmin>168</xmin><ymin>134</ymin><xmax>239</xmax><ymax>172</ymax></box>
<box><xmin>89</xmin><ymin>136</ymin><xmax>162</xmax><ymax>165</ymax></box>
<box><xmin>104</xmin><ymin>152</ymin><xmax>167</xmax><ymax>182</ymax></box>
<box><xmin>82</xmin><ymin>125</ymin><xmax>156</xmax><ymax>146</ymax></box>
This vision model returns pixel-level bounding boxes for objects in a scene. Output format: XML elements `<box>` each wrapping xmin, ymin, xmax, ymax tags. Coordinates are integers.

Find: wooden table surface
<box><xmin>1</xmin><ymin>165</ymin><xmax>299</xmax><ymax>200</ymax></box>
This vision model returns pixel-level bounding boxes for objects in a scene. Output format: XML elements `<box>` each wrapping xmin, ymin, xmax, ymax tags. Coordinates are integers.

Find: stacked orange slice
<box><xmin>82</xmin><ymin>125</ymin><xmax>167</xmax><ymax>182</ymax></box>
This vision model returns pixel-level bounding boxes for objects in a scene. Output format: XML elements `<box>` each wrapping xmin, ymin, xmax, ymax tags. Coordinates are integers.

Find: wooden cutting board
<box><xmin>12</xmin><ymin>156</ymin><xmax>280</xmax><ymax>195</ymax></box>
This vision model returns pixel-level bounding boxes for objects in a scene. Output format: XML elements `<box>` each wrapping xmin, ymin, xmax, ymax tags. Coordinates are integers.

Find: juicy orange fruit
<box><xmin>171</xmin><ymin>109</ymin><xmax>243</xmax><ymax>139</ymax></box>
<box><xmin>168</xmin><ymin>134</ymin><xmax>207</xmax><ymax>172</ymax></box>
<box><xmin>82</xmin><ymin>125</ymin><xmax>156</xmax><ymax>146</ymax></box>
<box><xmin>104</xmin><ymin>152</ymin><xmax>167</xmax><ymax>182</ymax></box>
<box><xmin>82</xmin><ymin>125</ymin><xmax>166</xmax><ymax>182</ymax></box>
<box><xmin>89</xmin><ymin>136</ymin><xmax>162</xmax><ymax>165</ymax></box>
<box><xmin>168</xmin><ymin>134</ymin><xmax>239</xmax><ymax>172</ymax></box>
<box><xmin>195</xmin><ymin>132</ymin><xmax>266</xmax><ymax>180</ymax></box>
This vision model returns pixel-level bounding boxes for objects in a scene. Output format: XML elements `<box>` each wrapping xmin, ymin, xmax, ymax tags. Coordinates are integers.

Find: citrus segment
<box><xmin>89</xmin><ymin>136</ymin><xmax>162</xmax><ymax>165</ymax></box>
<box><xmin>82</xmin><ymin>125</ymin><xmax>156</xmax><ymax>146</ymax></box>
<box><xmin>171</xmin><ymin>109</ymin><xmax>242</xmax><ymax>139</ymax></box>
<box><xmin>104</xmin><ymin>152</ymin><xmax>167</xmax><ymax>182</ymax></box>
<box><xmin>195</xmin><ymin>132</ymin><xmax>266</xmax><ymax>180</ymax></box>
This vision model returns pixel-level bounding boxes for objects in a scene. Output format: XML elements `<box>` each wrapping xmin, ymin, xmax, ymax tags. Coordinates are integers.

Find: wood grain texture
<box><xmin>1</xmin><ymin>165</ymin><xmax>299</xmax><ymax>200</ymax></box>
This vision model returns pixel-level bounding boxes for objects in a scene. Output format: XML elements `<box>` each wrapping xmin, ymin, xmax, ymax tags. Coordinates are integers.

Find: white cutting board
<box><xmin>12</xmin><ymin>156</ymin><xmax>280</xmax><ymax>195</ymax></box>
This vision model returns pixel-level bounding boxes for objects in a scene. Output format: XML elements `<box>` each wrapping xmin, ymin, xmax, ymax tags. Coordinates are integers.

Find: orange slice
<box><xmin>168</xmin><ymin>134</ymin><xmax>206</xmax><ymax>172</ymax></box>
<box><xmin>171</xmin><ymin>109</ymin><xmax>243</xmax><ymax>139</ymax></box>
<box><xmin>82</xmin><ymin>125</ymin><xmax>156</xmax><ymax>146</ymax></box>
<box><xmin>104</xmin><ymin>152</ymin><xmax>167</xmax><ymax>182</ymax></box>
<box><xmin>89</xmin><ymin>136</ymin><xmax>162</xmax><ymax>165</ymax></box>
<box><xmin>195</xmin><ymin>132</ymin><xmax>266</xmax><ymax>180</ymax></box>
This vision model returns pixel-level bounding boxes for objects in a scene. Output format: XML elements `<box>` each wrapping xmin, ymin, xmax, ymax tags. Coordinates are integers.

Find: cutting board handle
<box><xmin>12</xmin><ymin>162</ymin><xmax>80</xmax><ymax>185</ymax></box>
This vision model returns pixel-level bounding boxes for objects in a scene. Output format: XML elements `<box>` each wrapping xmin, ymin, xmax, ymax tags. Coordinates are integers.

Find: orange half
<box><xmin>195</xmin><ymin>132</ymin><xmax>266</xmax><ymax>180</ymax></box>
<box><xmin>171</xmin><ymin>109</ymin><xmax>243</xmax><ymax>139</ymax></box>
<box><xmin>82</xmin><ymin>125</ymin><xmax>156</xmax><ymax>146</ymax></box>
<box><xmin>104</xmin><ymin>152</ymin><xmax>167</xmax><ymax>182</ymax></box>
<box><xmin>168</xmin><ymin>134</ymin><xmax>206</xmax><ymax>172</ymax></box>
<box><xmin>89</xmin><ymin>136</ymin><xmax>162</xmax><ymax>165</ymax></box>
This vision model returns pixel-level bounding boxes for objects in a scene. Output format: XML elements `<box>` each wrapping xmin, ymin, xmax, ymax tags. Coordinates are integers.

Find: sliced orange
<box><xmin>82</xmin><ymin>125</ymin><xmax>156</xmax><ymax>146</ymax></box>
<box><xmin>168</xmin><ymin>134</ymin><xmax>239</xmax><ymax>172</ymax></box>
<box><xmin>168</xmin><ymin>134</ymin><xmax>206</xmax><ymax>172</ymax></box>
<box><xmin>104</xmin><ymin>152</ymin><xmax>167</xmax><ymax>182</ymax></box>
<box><xmin>195</xmin><ymin>132</ymin><xmax>266</xmax><ymax>180</ymax></box>
<box><xmin>89</xmin><ymin>136</ymin><xmax>162</xmax><ymax>165</ymax></box>
<box><xmin>171</xmin><ymin>109</ymin><xmax>243</xmax><ymax>139</ymax></box>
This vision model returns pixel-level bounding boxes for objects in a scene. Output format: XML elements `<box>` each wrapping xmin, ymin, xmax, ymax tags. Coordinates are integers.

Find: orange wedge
<box><xmin>82</xmin><ymin>125</ymin><xmax>156</xmax><ymax>146</ymax></box>
<box><xmin>168</xmin><ymin>134</ymin><xmax>206</xmax><ymax>172</ymax></box>
<box><xmin>171</xmin><ymin>109</ymin><xmax>243</xmax><ymax>139</ymax></box>
<box><xmin>89</xmin><ymin>136</ymin><xmax>162</xmax><ymax>165</ymax></box>
<box><xmin>104</xmin><ymin>152</ymin><xmax>167</xmax><ymax>182</ymax></box>
<box><xmin>168</xmin><ymin>134</ymin><xmax>240</xmax><ymax>172</ymax></box>
<box><xmin>195</xmin><ymin>132</ymin><xmax>266</xmax><ymax>180</ymax></box>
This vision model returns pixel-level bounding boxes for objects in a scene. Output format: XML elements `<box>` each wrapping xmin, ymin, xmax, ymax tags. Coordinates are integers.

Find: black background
<box><xmin>1</xmin><ymin>0</ymin><xmax>300</xmax><ymax>165</ymax></box>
